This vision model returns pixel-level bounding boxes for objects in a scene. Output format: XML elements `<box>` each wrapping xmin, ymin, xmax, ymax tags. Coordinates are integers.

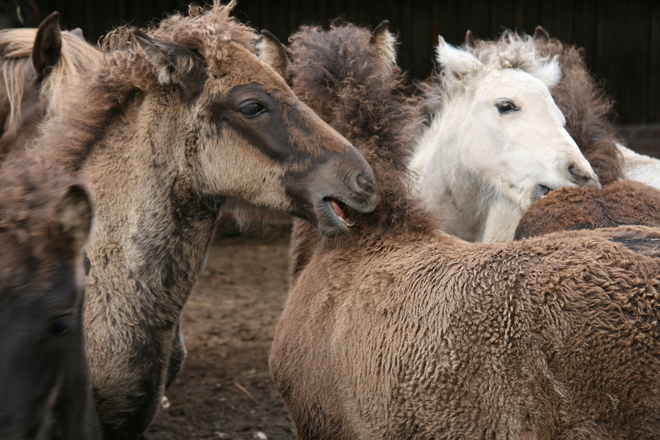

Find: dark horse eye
<box><xmin>496</xmin><ymin>99</ymin><xmax>520</xmax><ymax>114</ymax></box>
<box><xmin>238</xmin><ymin>101</ymin><xmax>267</xmax><ymax>118</ymax></box>
<box><xmin>51</xmin><ymin>315</ymin><xmax>73</xmax><ymax>336</ymax></box>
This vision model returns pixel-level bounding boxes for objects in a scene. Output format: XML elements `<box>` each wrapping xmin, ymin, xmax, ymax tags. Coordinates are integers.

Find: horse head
<box><xmin>128</xmin><ymin>3</ymin><xmax>378</xmax><ymax>236</ymax></box>
<box><xmin>412</xmin><ymin>35</ymin><xmax>599</xmax><ymax>242</ymax></box>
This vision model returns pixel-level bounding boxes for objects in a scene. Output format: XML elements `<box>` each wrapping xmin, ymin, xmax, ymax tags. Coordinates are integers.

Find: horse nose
<box><xmin>568</xmin><ymin>163</ymin><xmax>600</xmax><ymax>188</ymax></box>
<box><xmin>355</xmin><ymin>173</ymin><xmax>376</xmax><ymax>196</ymax></box>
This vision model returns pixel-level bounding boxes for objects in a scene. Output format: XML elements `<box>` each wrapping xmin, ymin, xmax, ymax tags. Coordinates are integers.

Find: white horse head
<box><xmin>411</xmin><ymin>34</ymin><xmax>600</xmax><ymax>242</ymax></box>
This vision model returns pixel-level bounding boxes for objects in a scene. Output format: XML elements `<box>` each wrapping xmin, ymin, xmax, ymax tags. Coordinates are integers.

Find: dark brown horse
<box><xmin>264</xmin><ymin>22</ymin><xmax>660</xmax><ymax>439</ymax></box>
<box><xmin>514</xmin><ymin>180</ymin><xmax>660</xmax><ymax>239</ymax></box>
<box><xmin>0</xmin><ymin>156</ymin><xmax>100</xmax><ymax>440</ymax></box>
<box><xmin>18</xmin><ymin>2</ymin><xmax>378</xmax><ymax>439</ymax></box>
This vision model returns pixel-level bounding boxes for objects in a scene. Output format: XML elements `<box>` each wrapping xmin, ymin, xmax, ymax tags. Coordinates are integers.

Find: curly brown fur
<box><xmin>286</xmin><ymin>24</ymin><xmax>435</xmax><ymax>234</ymax></box>
<box><xmin>270</xmin><ymin>23</ymin><xmax>660</xmax><ymax>440</ymax></box>
<box><xmin>533</xmin><ymin>34</ymin><xmax>623</xmax><ymax>184</ymax></box>
<box><xmin>285</xmin><ymin>23</ymin><xmax>437</xmax><ymax>282</ymax></box>
<box><xmin>515</xmin><ymin>180</ymin><xmax>660</xmax><ymax>239</ymax></box>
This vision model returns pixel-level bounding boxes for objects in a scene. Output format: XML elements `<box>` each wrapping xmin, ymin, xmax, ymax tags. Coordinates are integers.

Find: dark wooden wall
<box><xmin>32</xmin><ymin>0</ymin><xmax>659</xmax><ymax>123</ymax></box>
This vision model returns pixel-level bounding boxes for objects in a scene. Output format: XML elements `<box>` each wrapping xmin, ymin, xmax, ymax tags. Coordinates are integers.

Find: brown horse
<box><xmin>0</xmin><ymin>11</ymin><xmax>100</xmax><ymax>156</ymax></box>
<box><xmin>18</xmin><ymin>2</ymin><xmax>379</xmax><ymax>439</ymax></box>
<box><xmin>0</xmin><ymin>156</ymin><xmax>100</xmax><ymax>440</ymax></box>
<box><xmin>264</xmin><ymin>22</ymin><xmax>660</xmax><ymax>439</ymax></box>
<box><xmin>514</xmin><ymin>180</ymin><xmax>660</xmax><ymax>239</ymax></box>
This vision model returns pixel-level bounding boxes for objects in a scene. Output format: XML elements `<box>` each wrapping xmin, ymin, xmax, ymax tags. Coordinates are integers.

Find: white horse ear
<box><xmin>371</xmin><ymin>20</ymin><xmax>397</xmax><ymax>66</ymax></box>
<box><xmin>531</xmin><ymin>56</ymin><xmax>562</xmax><ymax>89</ymax></box>
<box><xmin>258</xmin><ymin>30</ymin><xmax>290</xmax><ymax>78</ymax></box>
<box><xmin>134</xmin><ymin>30</ymin><xmax>203</xmax><ymax>86</ymax></box>
<box><xmin>436</xmin><ymin>35</ymin><xmax>482</xmax><ymax>81</ymax></box>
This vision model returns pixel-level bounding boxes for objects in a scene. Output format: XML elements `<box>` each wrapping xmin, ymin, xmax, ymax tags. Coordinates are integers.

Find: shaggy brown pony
<box><xmin>0</xmin><ymin>155</ymin><xmax>100</xmax><ymax>439</ymax></box>
<box><xmin>18</xmin><ymin>2</ymin><xmax>379</xmax><ymax>439</ymax></box>
<box><xmin>265</xmin><ymin>23</ymin><xmax>660</xmax><ymax>439</ymax></box>
<box><xmin>514</xmin><ymin>180</ymin><xmax>660</xmax><ymax>239</ymax></box>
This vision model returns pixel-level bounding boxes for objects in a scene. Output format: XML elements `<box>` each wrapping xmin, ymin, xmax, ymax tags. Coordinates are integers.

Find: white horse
<box><xmin>410</xmin><ymin>35</ymin><xmax>600</xmax><ymax>243</ymax></box>
<box><xmin>617</xmin><ymin>143</ymin><xmax>660</xmax><ymax>188</ymax></box>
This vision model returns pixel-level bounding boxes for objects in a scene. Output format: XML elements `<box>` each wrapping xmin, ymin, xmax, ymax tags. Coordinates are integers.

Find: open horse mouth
<box><xmin>327</xmin><ymin>198</ymin><xmax>355</xmax><ymax>228</ymax></box>
<box><xmin>535</xmin><ymin>184</ymin><xmax>552</xmax><ymax>201</ymax></box>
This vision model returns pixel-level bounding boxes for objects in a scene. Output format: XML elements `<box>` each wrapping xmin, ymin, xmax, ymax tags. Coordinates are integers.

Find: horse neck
<box><xmin>77</xmin><ymin>91</ymin><xmax>221</xmax><ymax>314</ymax></box>
<box><xmin>412</xmin><ymin>112</ymin><xmax>496</xmax><ymax>242</ymax></box>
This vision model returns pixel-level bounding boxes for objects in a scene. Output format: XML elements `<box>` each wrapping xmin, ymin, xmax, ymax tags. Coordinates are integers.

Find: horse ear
<box><xmin>258</xmin><ymin>30</ymin><xmax>291</xmax><ymax>78</ymax></box>
<box><xmin>32</xmin><ymin>11</ymin><xmax>62</xmax><ymax>80</ymax></box>
<box><xmin>371</xmin><ymin>20</ymin><xmax>397</xmax><ymax>66</ymax></box>
<box><xmin>465</xmin><ymin>30</ymin><xmax>476</xmax><ymax>47</ymax></box>
<box><xmin>530</xmin><ymin>56</ymin><xmax>562</xmax><ymax>89</ymax></box>
<box><xmin>133</xmin><ymin>29</ymin><xmax>204</xmax><ymax>87</ymax></box>
<box><xmin>436</xmin><ymin>35</ymin><xmax>481</xmax><ymax>82</ymax></box>
<box><xmin>533</xmin><ymin>26</ymin><xmax>550</xmax><ymax>43</ymax></box>
<box><xmin>54</xmin><ymin>185</ymin><xmax>92</xmax><ymax>255</ymax></box>
<box><xmin>69</xmin><ymin>28</ymin><xmax>85</xmax><ymax>41</ymax></box>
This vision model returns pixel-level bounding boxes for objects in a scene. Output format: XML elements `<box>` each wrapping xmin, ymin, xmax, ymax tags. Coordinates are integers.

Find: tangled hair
<box><xmin>0</xmin><ymin>27</ymin><xmax>101</xmax><ymax>137</ymax></box>
<box><xmin>534</xmin><ymin>35</ymin><xmax>623</xmax><ymax>185</ymax></box>
<box><xmin>418</xmin><ymin>31</ymin><xmax>561</xmax><ymax>128</ymax></box>
<box><xmin>287</xmin><ymin>23</ymin><xmax>435</xmax><ymax>237</ymax></box>
<box><xmin>99</xmin><ymin>0</ymin><xmax>256</xmax><ymax>94</ymax></box>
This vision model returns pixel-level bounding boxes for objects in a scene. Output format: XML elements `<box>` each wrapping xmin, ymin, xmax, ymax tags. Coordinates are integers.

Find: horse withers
<box><xmin>0</xmin><ymin>157</ymin><xmax>100</xmax><ymax>440</ymax></box>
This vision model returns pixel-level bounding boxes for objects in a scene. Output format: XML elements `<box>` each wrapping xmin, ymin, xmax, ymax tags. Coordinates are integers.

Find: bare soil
<box><xmin>147</xmin><ymin>222</ymin><xmax>297</xmax><ymax>440</ymax></box>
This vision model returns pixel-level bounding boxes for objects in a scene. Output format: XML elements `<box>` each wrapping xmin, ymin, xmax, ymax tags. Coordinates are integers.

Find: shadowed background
<box><xmin>20</xmin><ymin>0</ymin><xmax>656</xmax><ymax>123</ymax></box>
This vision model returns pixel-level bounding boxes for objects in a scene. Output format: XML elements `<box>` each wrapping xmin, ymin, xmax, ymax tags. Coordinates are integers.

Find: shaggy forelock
<box><xmin>468</xmin><ymin>31</ymin><xmax>560</xmax><ymax>82</ymax></box>
<box><xmin>99</xmin><ymin>0</ymin><xmax>257</xmax><ymax>92</ymax></box>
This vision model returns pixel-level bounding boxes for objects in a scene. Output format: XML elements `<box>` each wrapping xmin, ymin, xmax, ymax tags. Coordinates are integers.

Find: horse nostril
<box><xmin>568</xmin><ymin>163</ymin><xmax>590</xmax><ymax>183</ymax></box>
<box><xmin>355</xmin><ymin>173</ymin><xmax>375</xmax><ymax>196</ymax></box>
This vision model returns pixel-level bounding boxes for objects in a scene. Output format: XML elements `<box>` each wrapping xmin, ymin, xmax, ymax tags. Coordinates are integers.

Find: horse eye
<box><xmin>51</xmin><ymin>315</ymin><xmax>73</xmax><ymax>336</ymax></box>
<box><xmin>238</xmin><ymin>101</ymin><xmax>267</xmax><ymax>118</ymax></box>
<box><xmin>496</xmin><ymin>100</ymin><xmax>520</xmax><ymax>114</ymax></box>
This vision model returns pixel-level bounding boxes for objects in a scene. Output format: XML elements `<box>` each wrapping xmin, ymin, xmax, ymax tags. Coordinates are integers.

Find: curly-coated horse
<box><xmin>264</xmin><ymin>22</ymin><xmax>660</xmax><ymax>439</ymax></box>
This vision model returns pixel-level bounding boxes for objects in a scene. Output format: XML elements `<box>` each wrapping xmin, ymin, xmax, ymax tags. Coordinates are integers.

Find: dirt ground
<box><xmin>147</xmin><ymin>221</ymin><xmax>297</xmax><ymax>440</ymax></box>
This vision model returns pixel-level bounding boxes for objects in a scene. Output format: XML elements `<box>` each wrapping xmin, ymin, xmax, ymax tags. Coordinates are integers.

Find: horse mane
<box><xmin>287</xmin><ymin>23</ymin><xmax>436</xmax><ymax>236</ymax></box>
<box><xmin>0</xmin><ymin>27</ymin><xmax>101</xmax><ymax>136</ymax></box>
<box><xmin>534</xmin><ymin>36</ymin><xmax>623</xmax><ymax>185</ymax></box>
<box><xmin>26</xmin><ymin>0</ymin><xmax>257</xmax><ymax>172</ymax></box>
<box><xmin>417</xmin><ymin>31</ymin><xmax>560</xmax><ymax>128</ymax></box>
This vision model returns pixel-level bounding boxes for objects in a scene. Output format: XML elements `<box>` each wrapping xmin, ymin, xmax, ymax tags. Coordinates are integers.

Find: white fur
<box><xmin>411</xmin><ymin>38</ymin><xmax>600</xmax><ymax>243</ymax></box>
<box><xmin>618</xmin><ymin>143</ymin><xmax>660</xmax><ymax>189</ymax></box>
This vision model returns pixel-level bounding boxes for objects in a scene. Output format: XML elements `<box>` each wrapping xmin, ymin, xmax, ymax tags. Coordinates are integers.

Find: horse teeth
<box><xmin>330</xmin><ymin>199</ymin><xmax>353</xmax><ymax>227</ymax></box>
